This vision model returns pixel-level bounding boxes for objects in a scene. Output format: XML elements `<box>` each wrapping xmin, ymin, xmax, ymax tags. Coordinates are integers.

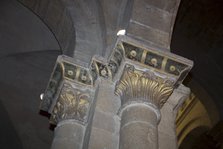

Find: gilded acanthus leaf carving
<box><xmin>51</xmin><ymin>84</ymin><xmax>90</xmax><ymax>124</ymax></box>
<box><xmin>115</xmin><ymin>68</ymin><xmax>173</xmax><ymax>108</ymax></box>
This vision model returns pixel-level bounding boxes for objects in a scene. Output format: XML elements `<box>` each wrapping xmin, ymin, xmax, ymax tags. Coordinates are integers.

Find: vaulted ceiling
<box><xmin>0</xmin><ymin>0</ymin><xmax>59</xmax><ymax>148</ymax></box>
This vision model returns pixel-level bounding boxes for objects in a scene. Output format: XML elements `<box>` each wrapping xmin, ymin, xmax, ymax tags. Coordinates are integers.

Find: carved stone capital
<box><xmin>50</xmin><ymin>83</ymin><xmax>91</xmax><ymax>124</ymax></box>
<box><xmin>109</xmin><ymin>36</ymin><xmax>193</xmax><ymax>109</ymax></box>
<box><xmin>40</xmin><ymin>36</ymin><xmax>193</xmax><ymax>125</ymax></box>
<box><xmin>115</xmin><ymin>67</ymin><xmax>173</xmax><ymax>109</ymax></box>
<box><xmin>40</xmin><ymin>55</ymin><xmax>96</xmax><ymax>125</ymax></box>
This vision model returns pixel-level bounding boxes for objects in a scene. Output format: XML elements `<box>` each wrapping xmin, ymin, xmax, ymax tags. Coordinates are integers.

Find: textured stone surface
<box><xmin>89</xmin><ymin>79</ymin><xmax>120</xmax><ymax>149</ymax></box>
<box><xmin>121</xmin><ymin>105</ymin><xmax>158</xmax><ymax>127</ymax></box>
<box><xmin>127</xmin><ymin>22</ymin><xmax>170</xmax><ymax>50</ymax></box>
<box><xmin>120</xmin><ymin>122</ymin><xmax>158</xmax><ymax>149</ymax></box>
<box><xmin>158</xmin><ymin>85</ymin><xmax>190</xmax><ymax>149</ymax></box>
<box><xmin>51</xmin><ymin>122</ymin><xmax>85</xmax><ymax>149</ymax></box>
<box><xmin>132</xmin><ymin>1</ymin><xmax>173</xmax><ymax>32</ymax></box>
<box><xmin>92</xmin><ymin>110</ymin><xmax>117</xmax><ymax>133</ymax></box>
<box><xmin>159</xmin><ymin>132</ymin><xmax>177</xmax><ymax>149</ymax></box>
<box><xmin>159</xmin><ymin>102</ymin><xmax>177</xmax><ymax>136</ymax></box>
<box><xmin>18</xmin><ymin>0</ymin><xmax>181</xmax><ymax>63</ymax></box>
<box><xmin>120</xmin><ymin>105</ymin><xmax>158</xmax><ymax>149</ymax></box>
<box><xmin>125</xmin><ymin>0</ymin><xmax>181</xmax><ymax>50</ymax></box>
<box><xmin>94</xmin><ymin>80</ymin><xmax>120</xmax><ymax>113</ymax></box>
<box><xmin>19</xmin><ymin>0</ymin><xmax>106</xmax><ymax>62</ymax></box>
<box><xmin>88</xmin><ymin>127</ymin><xmax>119</xmax><ymax>149</ymax></box>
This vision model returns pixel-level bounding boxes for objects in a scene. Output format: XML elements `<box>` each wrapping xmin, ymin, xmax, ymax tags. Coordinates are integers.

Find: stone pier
<box><xmin>40</xmin><ymin>36</ymin><xmax>193</xmax><ymax>149</ymax></box>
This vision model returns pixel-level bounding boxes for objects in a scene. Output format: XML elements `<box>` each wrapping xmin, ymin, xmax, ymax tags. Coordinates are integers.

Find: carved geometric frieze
<box><xmin>90</xmin><ymin>36</ymin><xmax>193</xmax><ymax>87</ymax></box>
<box><xmin>110</xmin><ymin>37</ymin><xmax>193</xmax><ymax>85</ymax></box>
<box><xmin>40</xmin><ymin>55</ymin><xmax>96</xmax><ymax>125</ymax></box>
<box><xmin>115</xmin><ymin>66</ymin><xmax>174</xmax><ymax>108</ymax></box>
<box><xmin>91</xmin><ymin>57</ymin><xmax>113</xmax><ymax>79</ymax></box>
<box><xmin>90</xmin><ymin>43</ymin><xmax>124</xmax><ymax>80</ymax></box>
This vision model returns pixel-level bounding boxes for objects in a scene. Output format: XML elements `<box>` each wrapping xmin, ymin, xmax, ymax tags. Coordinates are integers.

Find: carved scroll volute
<box><xmin>115</xmin><ymin>67</ymin><xmax>173</xmax><ymax>109</ymax></box>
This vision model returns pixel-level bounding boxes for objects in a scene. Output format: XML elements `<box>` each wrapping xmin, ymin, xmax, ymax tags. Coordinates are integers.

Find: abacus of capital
<box><xmin>40</xmin><ymin>36</ymin><xmax>193</xmax><ymax>149</ymax></box>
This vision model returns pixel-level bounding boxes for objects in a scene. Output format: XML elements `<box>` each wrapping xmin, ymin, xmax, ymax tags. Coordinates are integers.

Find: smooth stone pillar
<box><xmin>119</xmin><ymin>103</ymin><xmax>160</xmax><ymax>149</ymax></box>
<box><xmin>51</xmin><ymin>121</ymin><xmax>85</xmax><ymax>149</ymax></box>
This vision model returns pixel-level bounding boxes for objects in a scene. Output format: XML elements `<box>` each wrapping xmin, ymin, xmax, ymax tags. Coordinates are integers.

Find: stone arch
<box><xmin>171</xmin><ymin>0</ymin><xmax>223</xmax><ymax>121</ymax></box>
<box><xmin>185</xmin><ymin>78</ymin><xmax>220</xmax><ymax>125</ymax></box>
<box><xmin>176</xmin><ymin>93</ymin><xmax>213</xmax><ymax>145</ymax></box>
<box><xmin>18</xmin><ymin>0</ymin><xmax>106</xmax><ymax>64</ymax></box>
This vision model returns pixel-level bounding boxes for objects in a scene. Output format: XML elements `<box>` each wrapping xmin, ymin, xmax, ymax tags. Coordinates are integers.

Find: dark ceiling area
<box><xmin>0</xmin><ymin>0</ymin><xmax>223</xmax><ymax>148</ymax></box>
<box><xmin>0</xmin><ymin>0</ymin><xmax>60</xmax><ymax>148</ymax></box>
<box><xmin>171</xmin><ymin>0</ymin><xmax>223</xmax><ymax>120</ymax></box>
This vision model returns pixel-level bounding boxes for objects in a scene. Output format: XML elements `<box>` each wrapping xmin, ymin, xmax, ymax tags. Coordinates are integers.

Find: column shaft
<box><xmin>51</xmin><ymin>121</ymin><xmax>85</xmax><ymax>149</ymax></box>
<box><xmin>119</xmin><ymin>104</ymin><xmax>159</xmax><ymax>149</ymax></box>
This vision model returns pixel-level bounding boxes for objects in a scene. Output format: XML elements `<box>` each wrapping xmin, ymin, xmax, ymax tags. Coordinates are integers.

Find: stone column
<box><xmin>40</xmin><ymin>55</ymin><xmax>97</xmax><ymax>149</ymax></box>
<box><xmin>40</xmin><ymin>35</ymin><xmax>193</xmax><ymax>149</ymax></box>
<box><xmin>109</xmin><ymin>36</ymin><xmax>193</xmax><ymax>149</ymax></box>
<box><xmin>49</xmin><ymin>83</ymin><xmax>94</xmax><ymax>149</ymax></box>
<box><xmin>51</xmin><ymin>120</ymin><xmax>85</xmax><ymax>149</ymax></box>
<box><xmin>120</xmin><ymin>104</ymin><xmax>159</xmax><ymax>149</ymax></box>
<box><xmin>116</xmin><ymin>68</ymin><xmax>173</xmax><ymax>149</ymax></box>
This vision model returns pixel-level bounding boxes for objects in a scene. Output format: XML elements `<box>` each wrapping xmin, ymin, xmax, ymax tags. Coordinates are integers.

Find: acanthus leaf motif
<box><xmin>52</xmin><ymin>84</ymin><xmax>90</xmax><ymax>124</ymax></box>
